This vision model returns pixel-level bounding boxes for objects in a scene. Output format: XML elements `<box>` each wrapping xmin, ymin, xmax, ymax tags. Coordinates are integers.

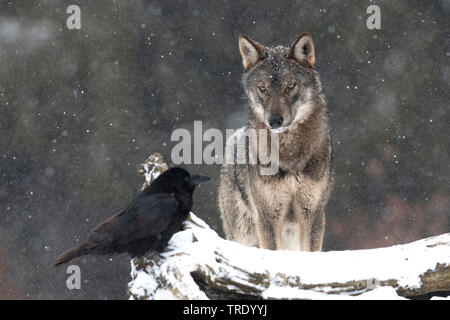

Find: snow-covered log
<box><xmin>127</xmin><ymin>213</ymin><xmax>449</xmax><ymax>300</ymax></box>
<box><xmin>127</xmin><ymin>154</ymin><xmax>450</xmax><ymax>300</ymax></box>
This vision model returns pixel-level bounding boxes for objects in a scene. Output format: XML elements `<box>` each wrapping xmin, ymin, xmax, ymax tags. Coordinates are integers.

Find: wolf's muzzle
<box><xmin>268</xmin><ymin>113</ymin><xmax>284</xmax><ymax>129</ymax></box>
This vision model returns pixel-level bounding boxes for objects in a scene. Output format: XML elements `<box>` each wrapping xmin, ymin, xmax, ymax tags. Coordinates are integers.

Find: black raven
<box><xmin>53</xmin><ymin>167</ymin><xmax>209</xmax><ymax>266</ymax></box>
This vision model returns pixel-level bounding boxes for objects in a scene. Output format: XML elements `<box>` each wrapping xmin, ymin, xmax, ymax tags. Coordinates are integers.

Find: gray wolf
<box><xmin>218</xmin><ymin>33</ymin><xmax>332</xmax><ymax>251</ymax></box>
<box><xmin>53</xmin><ymin>168</ymin><xmax>209</xmax><ymax>266</ymax></box>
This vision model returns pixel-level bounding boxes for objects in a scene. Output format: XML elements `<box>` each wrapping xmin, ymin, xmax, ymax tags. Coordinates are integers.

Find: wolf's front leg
<box><xmin>309</xmin><ymin>208</ymin><xmax>326</xmax><ymax>251</ymax></box>
<box><xmin>256</xmin><ymin>214</ymin><xmax>280</xmax><ymax>250</ymax></box>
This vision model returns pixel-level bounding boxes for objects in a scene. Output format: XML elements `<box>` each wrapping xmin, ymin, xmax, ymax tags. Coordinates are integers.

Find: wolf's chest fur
<box><xmin>253</xmin><ymin>170</ymin><xmax>328</xmax><ymax>221</ymax></box>
<box><xmin>246</xmin><ymin>126</ymin><xmax>331</xmax><ymax>251</ymax></box>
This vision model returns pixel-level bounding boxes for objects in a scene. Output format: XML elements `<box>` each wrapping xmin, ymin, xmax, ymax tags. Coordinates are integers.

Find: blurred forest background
<box><xmin>0</xmin><ymin>0</ymin><xmax>448</xmax><ymax>299</ymax></box>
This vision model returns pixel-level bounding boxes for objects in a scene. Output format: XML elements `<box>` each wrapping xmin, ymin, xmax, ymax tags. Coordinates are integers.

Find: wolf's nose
<box><xmin>268</xmin><ymin>113</ymin><xmax>284</xmax><ymax>128</ymax></box>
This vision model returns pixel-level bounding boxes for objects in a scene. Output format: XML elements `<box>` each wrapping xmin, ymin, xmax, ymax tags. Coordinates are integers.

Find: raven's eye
<box><xmin>258</xmin><ymin>85</ymin><xmax>267</xmax><ymax>94</ymax></box>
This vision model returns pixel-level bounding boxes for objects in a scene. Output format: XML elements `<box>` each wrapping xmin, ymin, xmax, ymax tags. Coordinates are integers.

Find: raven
<box><xmin>53</xmin><ymin>167</ymin><xmax>209</xmax><ymax>266</ymax></box>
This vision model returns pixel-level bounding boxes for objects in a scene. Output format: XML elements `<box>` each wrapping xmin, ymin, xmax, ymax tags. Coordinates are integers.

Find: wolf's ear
<box><xmin>238</xmin><ymin>35</ymin><xmax>265</xmax><ymax>70</ymax></box>
<box><xmin>287</xmin><ymin>33</ymin><xmax>315</xmax><ymax>68</ymax></box>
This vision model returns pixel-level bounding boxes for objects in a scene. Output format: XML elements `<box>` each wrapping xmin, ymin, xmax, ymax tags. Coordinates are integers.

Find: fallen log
<box><xmin>128</xmin><ymin>154</ymin><xmax>450</xmax><ymax>300</ymax></box>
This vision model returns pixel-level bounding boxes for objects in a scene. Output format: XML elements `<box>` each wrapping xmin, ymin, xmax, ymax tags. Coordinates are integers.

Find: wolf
<box><xmin>218</xmin><ymin>33</ymin><xmax>332</xmax><ymax>251</ymax></box>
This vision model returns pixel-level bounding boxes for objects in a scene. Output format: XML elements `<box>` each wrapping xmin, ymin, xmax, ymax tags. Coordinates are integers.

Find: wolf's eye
<box><xmin>258</xmin><ymin>85</ymin><xmax>267</xmax><ymax>94</ymax></box>
<box><xmin>287</xmin><ymin>82</ymin><xmax>297</xmax><ymax>90</ymax></box>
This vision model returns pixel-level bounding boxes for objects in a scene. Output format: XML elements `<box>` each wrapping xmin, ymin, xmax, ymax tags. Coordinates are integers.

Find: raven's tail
<box><xmin>52</xmin><ymin>241</ymin><xmax>97</xmax><ymax>267</ymax></box>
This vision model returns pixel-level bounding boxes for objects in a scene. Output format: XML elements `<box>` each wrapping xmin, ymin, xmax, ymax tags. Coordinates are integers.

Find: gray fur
<box><xmin>218</xmin><ymin>34</ymin><xmax>333</xmax><ymax>251</ymax></box>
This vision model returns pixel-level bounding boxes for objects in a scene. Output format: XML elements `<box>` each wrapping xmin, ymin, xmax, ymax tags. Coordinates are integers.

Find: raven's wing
<box><xmin>89</xmin><ymin>193</ymin><xmax>181</xmax><ymax>246</ymax></box>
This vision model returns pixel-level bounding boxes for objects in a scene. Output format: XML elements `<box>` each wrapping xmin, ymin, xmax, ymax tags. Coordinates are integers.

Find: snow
<box><xmin>128</xmin><ymin>213</ymin><xmax>449</xmax><ymax>300</ymax></box>
<box><xmin>262</xmin><ymin>285</ymin><xmax>406</xmax><ymax>300</ymax></box>
<box><xmin>430</xmin><ymin>295</ymin><xmax>450</xmax><ymax>300</ymax></box>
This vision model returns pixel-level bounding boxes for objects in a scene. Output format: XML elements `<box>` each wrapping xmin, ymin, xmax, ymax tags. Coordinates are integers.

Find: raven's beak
<box><xmin>190</xmin><ymin>174</ymin><xmax>210</xmax><ymax>186</ymax></box>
